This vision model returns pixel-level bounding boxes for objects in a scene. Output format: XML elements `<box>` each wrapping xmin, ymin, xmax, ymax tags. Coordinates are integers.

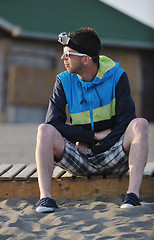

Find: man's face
<box><xmin>61</xmin><ymin>47</ymin><xmax>85</xmax><ymax>74</ymax></box>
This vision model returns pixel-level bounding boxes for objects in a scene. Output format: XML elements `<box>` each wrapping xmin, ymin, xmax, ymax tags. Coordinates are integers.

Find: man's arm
<box><xmin>91</xmin><ymin>72</ymin><xmax>136</xmax><ymax>155</ymax></box>
<box><xmin>76</xmin><ymin>129</ymin><xmax>111</xmax><ymax>156</ymax></box>
<box><xmin>94</xmin><ymin>129</ymin><xmax>111</xmax><ymax>141</ymax></box>
<box><xmin>45</xmin><ymin>77</ymin><xmax>94</xmax><ymax>144</ymax></box>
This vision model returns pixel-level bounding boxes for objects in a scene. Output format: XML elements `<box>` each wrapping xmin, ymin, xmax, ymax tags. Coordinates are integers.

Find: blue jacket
<box><xmin>45</xmin><ymin>56</ymin><xmax>136</xmax><ymax>155</ymax></box>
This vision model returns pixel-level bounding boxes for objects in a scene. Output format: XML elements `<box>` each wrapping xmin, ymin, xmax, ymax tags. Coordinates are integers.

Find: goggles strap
<box><xmin>58</xmin><ymin>32</ymin><xmax>99</xmax><ymax>58</ymax></box>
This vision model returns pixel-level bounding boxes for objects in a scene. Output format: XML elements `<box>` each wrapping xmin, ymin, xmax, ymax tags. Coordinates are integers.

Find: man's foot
<box><xmin>120</xmin><ymin>192</ymin><xmax>142</xmax><ymax>208</ymax></box>
<box><xmin>35</xmin><ymin>197</ymin><xmax>58</xmax><ymax>213</ymax></box>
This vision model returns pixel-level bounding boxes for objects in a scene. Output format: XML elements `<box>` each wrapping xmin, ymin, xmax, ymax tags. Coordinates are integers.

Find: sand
<box><xmin>0</xmin><ymin>197</ymin><xmax>154</xmax><ymax>240</ymax></box>
<box><xmin>0</xmin><ymin>123</ymin><xmax>154</xmax><ymax>239</ymax></box>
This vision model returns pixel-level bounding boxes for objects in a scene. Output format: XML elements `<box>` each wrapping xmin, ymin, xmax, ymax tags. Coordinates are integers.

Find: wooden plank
<box><xmin>53</xmin><ymin>166</ymin><xmax>66</xmax><ymax>179</ymax></box>
<box><xmin>144</xmin><ymin>162</ymin><xmax>154</xmax><ymax>176</ymax></box>
<box><xmin>0</xmin><ymin>175</ymin><xmax>153</xmax><ymax>199</ymax></box>
<box><xmin>30</xmin><ymin>171</ymin><xmax>38</xmax><ymax>179</ymax></box>
<box><xmin>15</xmin><ymin>164</ymin><xmax>37</xmax><ymax>180</ymax></box>
<box><xmin>0</xmin><ymin>181</ymin><xmax>39</xmax><ymax>198</ymax></box>
<box><xmin>29</xmin><ymin>166</ymin><xmax>66</xmax><ymax>180</ymax></box>
<box><xmin>61</xmin><ymin>171</ymin><xmax>78</xmax><ymax>179</ymax></box>
<box><xmin>52</xmin><ymin>176</ymin><xmax>154</xmax><ymax>200</ymax></box>
<box><xmin>0</xmin><ymin>164</ymin><xmax>13</xmax><ymax>176</ymax></box>
<box><xmin>0</xmin><ymin>164</ymin><xmax>26</xmax><ymax>180</ymax></box>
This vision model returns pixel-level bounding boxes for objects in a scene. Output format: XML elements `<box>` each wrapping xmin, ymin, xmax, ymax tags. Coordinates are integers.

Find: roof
<box><xmin>0</xmin><ymin>0</ymin><xmax>154</xmax><ymax>49</ymax></box>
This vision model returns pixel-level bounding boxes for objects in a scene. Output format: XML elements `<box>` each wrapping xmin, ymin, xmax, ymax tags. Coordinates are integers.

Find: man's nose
<box><xmin>61</xmin><ymin>53</ymin><xmax>65</xmax><ymax>60</ymax></box>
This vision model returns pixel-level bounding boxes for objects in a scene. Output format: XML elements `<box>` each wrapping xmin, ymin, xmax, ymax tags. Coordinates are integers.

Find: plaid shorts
<box><xmin>55</xmin><ymin>135</ymin><xmax>128</xmax><ymax>178</ymax></box>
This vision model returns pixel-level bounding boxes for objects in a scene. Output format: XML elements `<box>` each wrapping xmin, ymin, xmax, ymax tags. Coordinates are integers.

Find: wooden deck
<box><xmin>0</xmin><ymin>163</ymin><xmax>153</xmax><ymax>200</ymax></box>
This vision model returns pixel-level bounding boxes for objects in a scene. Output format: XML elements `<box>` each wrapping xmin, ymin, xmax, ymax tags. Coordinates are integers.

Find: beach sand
<box><xmin>0</xmin><ymin>197</ymin><xmax>154</xmax><ymax>240</ymax></box>
<box><xmin>0</xmin><ymin>123</ymin><xmax>154</xmax><ymax>239</ymax></box>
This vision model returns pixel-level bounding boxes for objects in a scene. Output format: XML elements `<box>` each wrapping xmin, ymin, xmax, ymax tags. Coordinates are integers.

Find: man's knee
<box><xmin>131</xmin><ymin>118</ymin><xmax>148</xmax><ymax>137</ymax></box>
<box><xmin>37</xmin><ymin>123</ymin><xmax>57</xmax><ymax>141</ymax></box>
<box><xmin>123</xmin><ymin>118</ymin><xmax>148</xmax><ymax>152</ymax></box>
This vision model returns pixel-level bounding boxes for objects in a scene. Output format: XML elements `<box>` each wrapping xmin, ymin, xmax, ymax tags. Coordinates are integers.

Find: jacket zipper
<box><xmin>88</xmin><ymin>88</ymin><xmax>94</xmax><ymax>131</ymax></box>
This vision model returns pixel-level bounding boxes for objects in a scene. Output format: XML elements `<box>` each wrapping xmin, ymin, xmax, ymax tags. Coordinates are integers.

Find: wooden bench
<box><xmin>0</xmin><ymin>163</ymin><xmax>153</xmax><ymax>200</ymax></box>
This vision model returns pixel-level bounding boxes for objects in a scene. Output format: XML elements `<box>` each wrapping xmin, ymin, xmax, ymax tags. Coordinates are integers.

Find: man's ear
<box><xmin>83</xmin><ymin>55</ymin><xmax>91</xmax><ymax>65</ymax></box>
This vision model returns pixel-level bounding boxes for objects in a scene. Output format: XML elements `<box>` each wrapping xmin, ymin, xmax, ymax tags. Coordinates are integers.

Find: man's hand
<box><xmin>94</xmin><ymin>129</ymin><xmax>111</xmax><ymax>141</ymax></box>
<box><xmin>76</xmin><ymin>142</ymin><xmax>93</xmax><ymax>156</ymax></box>
<box><xmin>75</xmin><ymin>129</ymin><xmax>111</xmax><ymax>156</ymax></box>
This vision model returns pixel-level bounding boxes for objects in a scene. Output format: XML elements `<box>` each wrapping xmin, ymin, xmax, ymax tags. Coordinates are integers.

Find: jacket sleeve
<box><xmin>45</xmin><ymin>77</ymin><xmax>94</xmax><ymax>143</ymax></box>
<box><xmin>91</xmin><ymin>72</ymin><xmax>136</xmax><ymax>155</ymax></box>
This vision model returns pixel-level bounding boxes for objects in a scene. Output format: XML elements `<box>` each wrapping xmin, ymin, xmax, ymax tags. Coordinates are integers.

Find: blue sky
<box><xmin>100</xmin><ymin>0</ymin><xmax>154</xmax><ymax>29</ymax></box>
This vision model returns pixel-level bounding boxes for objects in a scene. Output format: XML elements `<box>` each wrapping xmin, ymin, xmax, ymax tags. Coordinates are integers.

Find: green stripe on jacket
<box><xmin>71</xmin><ymin>98</ymin><xmax>116</xmax><ymax>125</ymax></box>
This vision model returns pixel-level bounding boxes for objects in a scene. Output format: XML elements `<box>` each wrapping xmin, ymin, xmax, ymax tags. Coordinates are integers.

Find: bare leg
<box><xmin>123</xmin><ymin>118</ymin><xmax>149</xmax><ymax>197</ymax></box>
<box><xmin>35</xmin><ymin>124</ymin><xmax>65</xmax><ymax>199</ymax></box>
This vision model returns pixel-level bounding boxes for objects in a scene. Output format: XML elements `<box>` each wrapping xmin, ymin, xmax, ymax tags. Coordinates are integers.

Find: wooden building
<box><xmin>0</xmin><ymin>0</ymin><xmax>154</xmax><ymax>123</ymax></box>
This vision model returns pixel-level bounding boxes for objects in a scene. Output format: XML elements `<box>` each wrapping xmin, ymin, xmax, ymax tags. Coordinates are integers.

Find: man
<box><xmin>35</xmin><ymin>28</ymin><xmax>148</xmax><ymax>213</ymax></box>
